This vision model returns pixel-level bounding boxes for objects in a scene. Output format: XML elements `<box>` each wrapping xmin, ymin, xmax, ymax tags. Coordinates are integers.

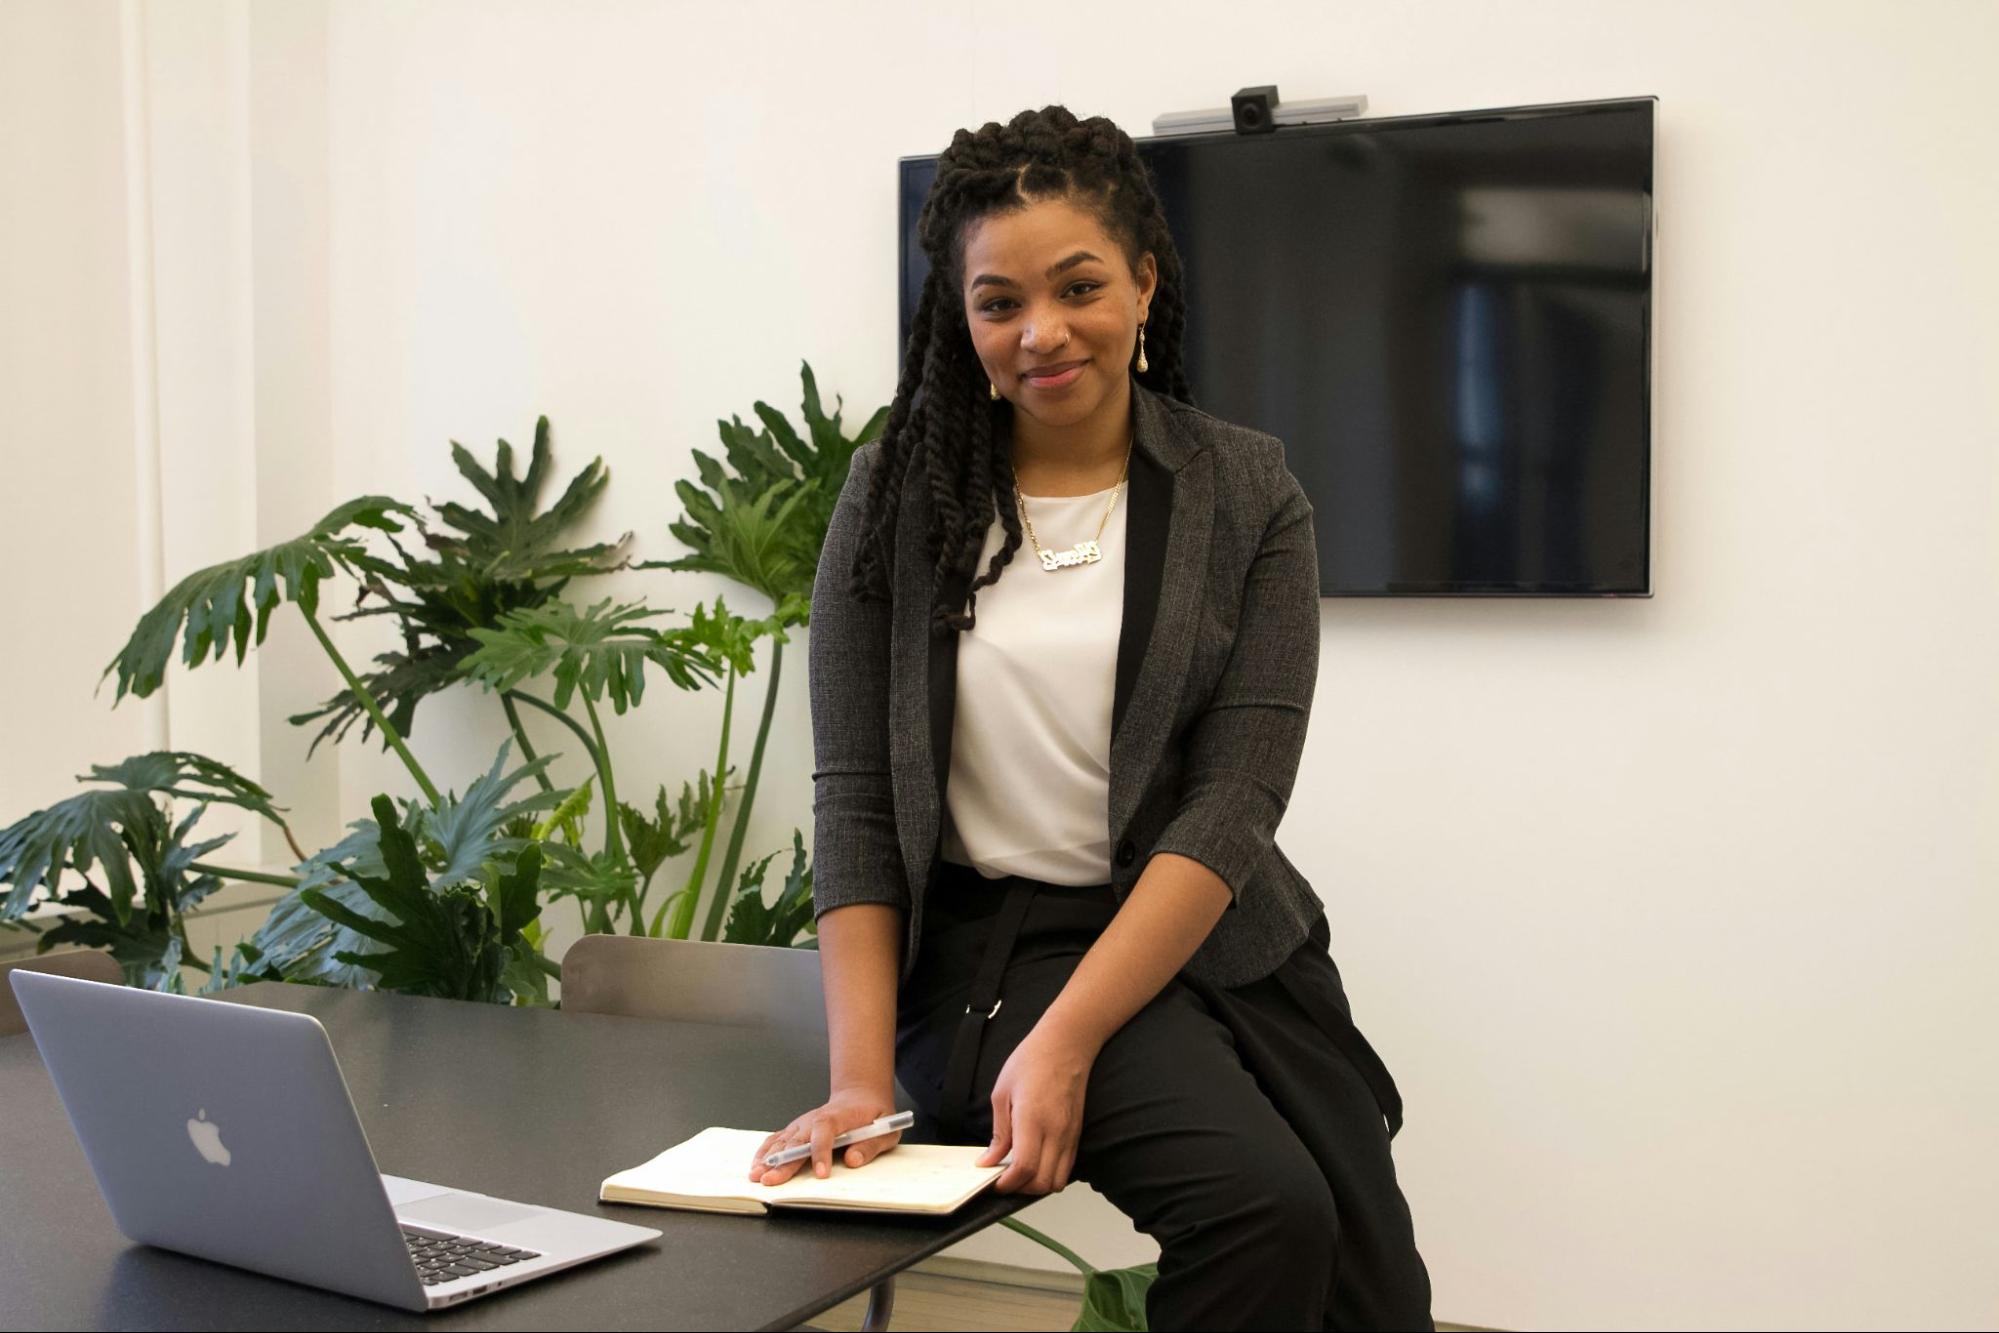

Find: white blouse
<box><xmin>939</xmin><ymin>483</ymin><xmax>1128</xmax><ymax>886</ymax></box>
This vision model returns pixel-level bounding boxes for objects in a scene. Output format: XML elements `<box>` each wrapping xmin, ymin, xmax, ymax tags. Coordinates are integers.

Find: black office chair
<box><xmin>560</xmin><ymin>935</ymin><xmax>900</xmax><ymax>1333</ymax></box>
<box><xmin>0</xmin><ymin>950</ymin><xmax>124</xmax><ymax>1037</ymax></box>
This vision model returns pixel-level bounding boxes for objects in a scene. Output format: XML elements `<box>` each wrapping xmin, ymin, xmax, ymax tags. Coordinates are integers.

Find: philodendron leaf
<box><xmin>34</xmin><ymin>804</ymin><xmax>229</xmax><ymax>986</ymax></box>
<box><xmin>430</xmin><ymin>416</ymin><xmax>628</xmax><ymax>584</ymax></box>
<box><xmin>103</xmin><ymin>495</ymin><xmax>413</xmax><ymax>703</ymax></box>
<box><xmin>0</xmin><ymin>788</ymin><xmax>158</xmax><ymax>922</ymax></box>
<box><xmin>37</xmin><ymin>880</ymin><xmax>177</xmax><ymax>986</ymax></box>
<box><xmin>493</xmin><ymin>843</ymin><xmax>544</xmax><ymax>941</ymax></box>
<box><xmin>301</xmin><ymin>794</ymin><xmax>537</xmax><ymax>1004</ymax></box>
<box><xmin>250</xmin><ymin>742</ymin><xmax>561</xmax><ymax>987</ymax></box>
<box><xmin>618</xmin><ymin>773</ymin><xmax>721</xmax><ymax>885</ymax></box>
<box><xmin>681</xmin><ymin>595</ymin><xmax>806</xmax><ymax>679</ymax></box>
<box><xmin>1072</xmin><ymin>1264</ymin><xmax>1158</xmax><ymax>1332</ymax></box>
<box><xmin>421</xmin><ymin>745</ymin><xmax>564</xmax><ymax>887</ymax></box>
<box><xmin>289</xmin><ymin>420</ymin><xmax>631</xmax><ymax>753</ymax></box>
<box><xmin>535</xmin><ymin>843</ymin><xmax>637</xmax><ymax>918</ymax></box>
<box><xmin>249</xmin><ymin>816</ymin><xmax>397</xmax><ymax>990</ymax></box>
<box><xmin>534</xmin><ymin>775</ymin><xmax>594</xmax><ymax>847</ymax></box>
<box><xmin>0</xmin><ymin>752</ymin><xmax>266</xmax><ymax>924</ymax></box>
<box><xmin>84</xmin><ymin>752</ymin><xmax>289</xmax><ymax>829</ymax></box>
<box><xmin>647</xmin><ymin>361</ymin><xmax>884</xmax><ymax>609</ymax></box>
<box><xmin>198</xmin><ymin>940</ymin><xmax>275</xmax><ymax>994</ymax></box>
<box><xmin>461</xmin><ymin>597</ymin><xmax>721</xmax><ymax>713</ymax></box>
<box><xmin>721</xmin><ymin>829</ymin><xmax>816</xmax><ymax>949</ymax></box>
<box><xmin>287</xmin><ymin>640</ymin><xmax>473</xmax><ymax>757</ymax></box>
<box><xmin>659</xmin><ymin>476</ymin><xmax>818</xmax><ymax>607</ymax></box>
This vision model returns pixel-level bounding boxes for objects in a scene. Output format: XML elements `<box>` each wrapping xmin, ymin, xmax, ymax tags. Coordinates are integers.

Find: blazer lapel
<box><xmin>909</xmin><ymin>380</ymin><xmax>1207</xmax><ymax>882</ymax></box>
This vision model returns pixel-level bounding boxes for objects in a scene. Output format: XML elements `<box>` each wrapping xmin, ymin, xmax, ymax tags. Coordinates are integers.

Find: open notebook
<box><xmin>599</xmin><ymin>1126</ymin><xmax>1005</xmax><ymax>1216</ymax></box>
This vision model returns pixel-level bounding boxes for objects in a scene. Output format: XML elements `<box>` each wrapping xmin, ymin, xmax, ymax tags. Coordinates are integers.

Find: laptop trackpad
<box><xmin>399</xmin><ymin>1191</ymin><xmax>543</xmax><ymax>1233</ymax></box>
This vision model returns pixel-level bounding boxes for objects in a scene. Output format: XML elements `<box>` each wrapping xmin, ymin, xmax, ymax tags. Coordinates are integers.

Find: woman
<box><xmin>748</xmin><ymin>105</ymin><xmax>1433</xmax><ymax>1331</ymax></box>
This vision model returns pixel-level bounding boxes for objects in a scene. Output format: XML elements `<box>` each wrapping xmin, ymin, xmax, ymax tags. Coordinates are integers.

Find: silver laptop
<box><xmin>10</xmin><ymin>970</ymin><xmax>660</xmax><ymax>1312</ymax></box>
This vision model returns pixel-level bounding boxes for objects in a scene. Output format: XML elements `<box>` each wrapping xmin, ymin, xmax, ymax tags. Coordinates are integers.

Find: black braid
<box><xmin>846</xmin><ymin>104</ymin><xmax>1194</xmax><ymax>634</ymax></box>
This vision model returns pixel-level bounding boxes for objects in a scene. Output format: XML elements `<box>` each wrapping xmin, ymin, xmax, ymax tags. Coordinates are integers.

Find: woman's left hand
<box><xmin>977</xmin><ymin>1021</ymin><xmax>1099</xmax><ymax>1194</ymax></box>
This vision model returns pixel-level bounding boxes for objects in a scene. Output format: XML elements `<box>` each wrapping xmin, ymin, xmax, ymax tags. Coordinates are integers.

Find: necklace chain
<box><xmin>1014</xmin><ymin>434</ymin><xmax>1133</xmax><ymax>572</ymax></box>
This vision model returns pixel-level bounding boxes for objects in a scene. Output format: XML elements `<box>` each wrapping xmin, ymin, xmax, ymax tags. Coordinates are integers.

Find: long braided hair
<box><xmin>848</xmin><ymin>105</ymin><xmax>1194</xmax><ymax>635</ymax></box>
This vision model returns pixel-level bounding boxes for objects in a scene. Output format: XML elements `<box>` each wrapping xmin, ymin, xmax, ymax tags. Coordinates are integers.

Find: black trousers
<box><xmin>895</xmin><ymin>861</ymin><xmax>1434</xmax><ymax>1332</ymax></box>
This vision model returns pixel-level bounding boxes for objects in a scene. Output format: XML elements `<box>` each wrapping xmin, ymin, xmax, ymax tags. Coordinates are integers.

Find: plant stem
<box><xmin>499</xmin><ymin>695</ymin><xmax>556</xmax><ymax>794</ymax></box>
<box><xmin>255</xmin><ymin>815</ymin><xmax>307</xmax><ymax>864</ymax></box>
<box><xmin>668</xmin><ymin>663</ymin><xmax>734</xmax><ymax>939</ymax></box>
<box><xmin>189</xmin><ymin>862</ymin><xmax>301</xmax><ymax>889</ymax></box>
<box><xmin>503</xmin><ymin>690</ymin><xmax>603</xmax><ymax>774</ymax></box>
<box><xmin>702</xmin><ymin>637</ymin><xmax>782</xmax><ymax>941</ymax></box>
<box><xmin>998</xmin><ymin>1218</ymin><xmax>1096</xmax><ymax>1275</ymax></box>
<box><xmin>646</xmin><ymin>887</ymin><xmax>685</xmax><ymax>938</ymax></box>
<box><xmin>300</xmin><ymin>606</ymin><xmax>442</xmax><ymax>805</ymax></box>
<box><xmin>579</xmin><ymin>693</ymin><xmax>624</xmax><ymax>863</ymax></box>
<box><xmin>577</xmin><ymin>692</ymin><xmax>644</xmax><ymax>933</ymax></box>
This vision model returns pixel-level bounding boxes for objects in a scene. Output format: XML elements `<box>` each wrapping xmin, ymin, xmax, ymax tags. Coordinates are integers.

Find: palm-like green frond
<box><xmin>431</xmin><ymin>416</ymin><xmax>627</xmax><ymax>583</ymax></box>
<box><xmin>682</xmin><ymin>595</ymin><xmax>808</xmax><ymax>676</ymax></box>
<box><xmin>249</xmin><ymin>743</ymin><xmax>561</xmax><ymax>987</ymax></box>
<box><xmin>720</xmin><ymin>829</ymin><xmax>816</xmax><ymax>948</ymax></box>
<box><xmin>36</xmin><ymin>806</ymin><xmax>232</xmax><ymax>986</ymax></box>
<box><xmin>102</xmin><ymin>496</ymin><xmax>412</xmax><ymax>703</ymax></box>
<box><xmin>299</xmin><ymin>796</ymin><xmax>546</xmax><ymax>1003</ymax></box>
<box><xmin>291</xmin><ymin>420</ymin><xmax>627</xmax><ymax>751</ymax></box>
<box><xmin>287</xmin><ymin>639</ymin><xmax>474</xmax><ymax>756</ymax></box>
<box><xmin>0</xmin><ymin>752</ymin><xmax>282</xmax><ymax>922</ymax></box>
<box><xmin>647</xmin><ymin>361</ymin><xmax>885</xmax><ymax>608</ymax></box>
<box><xmin>661</xmin><ymin>476</ymin><xmax>817</xmax><ymax>606</ymax></box>
<box><xmin>460</xmin><ymin>598</ymin><xmax>721</xmax><ymax>713</ymax></box>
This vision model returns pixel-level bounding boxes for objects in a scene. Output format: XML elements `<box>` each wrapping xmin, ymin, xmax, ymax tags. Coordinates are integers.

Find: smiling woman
<box><xmin>964</xmin><ymin>213</ymin><xmax>1157</xmax><ymax>502</ymax></box>
<box><xmin>773</xmin><ymin>105</ymin><xmax>1435</xmax><ymax>1333</ymax></box>
<box><xmin>844</xmin><ymin>107</ymin><xmax>1194</xmax><ymax>636</ymax></box>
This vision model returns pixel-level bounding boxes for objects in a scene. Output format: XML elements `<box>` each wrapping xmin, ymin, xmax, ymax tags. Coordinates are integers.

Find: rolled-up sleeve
<box><xmin>1147</xmin><ymin>451</ymin><xmax>1320</xmax><ymax>907</ymax></box>
<box><xmin>807</xmin><ymin>443</ymin><xmax>912</xmax><ymax>919</ymax></box>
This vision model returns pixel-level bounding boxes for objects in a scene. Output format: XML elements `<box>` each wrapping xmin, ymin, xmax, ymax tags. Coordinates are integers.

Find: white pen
<box><xmin>760</xmin><ymin>1110</ymin><xmax>915</xmax><ymax>1170</ymax></box>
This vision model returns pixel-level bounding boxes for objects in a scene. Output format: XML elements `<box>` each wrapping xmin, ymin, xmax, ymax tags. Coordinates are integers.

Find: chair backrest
<box><xmin>560</xmin><ymin>935</ymin><xmax>832</xmax><ymax>1069</ymax></box>
<box><xmin>0</xmin><ymin>950</ymin><xmax>124</xmax><ymax>1038</ymax></box>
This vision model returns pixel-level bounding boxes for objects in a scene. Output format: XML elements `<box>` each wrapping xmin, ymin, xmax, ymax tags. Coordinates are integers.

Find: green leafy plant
<box><xmin>289</xmin><ymin>418</ymin><xmax>629</xmax><ymax>755</ymax></box>
<box><xmin>719</xmin><ymin>830</ymin><xmax>817</xmax><ymax>948</ymax></box>
<box><xmin>0</xmin><ymin>752</ymin><xmax>297</xmax><ymax>924</ymax></box>
<box><xmin>299</xmin><ymin>795</ymin><xmax>547</xmax><ymax>1005</ymax></box>
<box><xmin>643</xmin><ymin>361</ymin><xmax>886</xmax><ymax>943</ymax></box>
<box><xmin>992</xmin><ymin>1219</ymin><xmax>1158</xmax><ymax>1331</ymax></box>
<box><xmin>2</xmin><ymin>369</ymin><xmax>878</xmax><ymax>993</ymax></box>
<box><xmin>0</xmin><ymin>753</ymin><xmax>303</xmax><ymax>986</ymax></box>
<box><xmin>249</xmin><ymin>742</ymin><xmax>562</xmax><ymax>991</ymax></box>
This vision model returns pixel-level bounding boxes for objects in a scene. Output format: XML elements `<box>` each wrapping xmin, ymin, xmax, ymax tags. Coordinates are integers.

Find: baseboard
<box><xmin>910</xmin><ymin>1254</ymin><xmax>1087</xmax><ymax>1296</ymax></box>
<box><xmin>909</xmin><ymin>1255</ymin><xmax>1489</xmax><ymax>1330</ymax></box>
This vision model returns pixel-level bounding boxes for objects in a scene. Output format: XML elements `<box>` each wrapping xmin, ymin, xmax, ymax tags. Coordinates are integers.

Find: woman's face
<box><xmin>959</xmin><ymin>196</ymin><xmax>1157</xmax><ymax>433</ymax></box>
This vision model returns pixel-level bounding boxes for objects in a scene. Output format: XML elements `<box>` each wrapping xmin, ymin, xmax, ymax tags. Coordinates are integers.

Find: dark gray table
<box><xmin>0</xmin><ymin>982</ymin><xmax>1028</xmax><ymax>1331</ymax></box>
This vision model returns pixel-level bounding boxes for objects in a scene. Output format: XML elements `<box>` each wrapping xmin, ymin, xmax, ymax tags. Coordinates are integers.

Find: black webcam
<box><xmin>1230</xmin><ymin>85</ymin><xmax>1280</xmax><ymax>134</ymax></box>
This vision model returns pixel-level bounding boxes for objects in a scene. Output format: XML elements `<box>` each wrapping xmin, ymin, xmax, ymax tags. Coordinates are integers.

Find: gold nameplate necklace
<box><xmin>1014</xmin><ymin>433</ymin><xmax>1134</xmax><ymax>572</ymax></box>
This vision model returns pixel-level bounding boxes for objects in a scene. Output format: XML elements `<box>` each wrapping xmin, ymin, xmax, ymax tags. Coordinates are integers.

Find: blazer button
<box><xmin>1115</xmin><ymin>840</ymin><xmax>1136</xmax><ymax>868</ymax></box>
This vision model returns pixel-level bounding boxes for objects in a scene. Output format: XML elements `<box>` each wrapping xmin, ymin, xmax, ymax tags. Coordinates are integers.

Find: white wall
<box><xmin>1</xmin><ymin>0</ymin><xmax>156</xmax><ymax>822</ymax></box>
<box><xmin>5</xmin><ymin>2</ymin><xmax>1994</xmax><ymax>1328</ymax></box>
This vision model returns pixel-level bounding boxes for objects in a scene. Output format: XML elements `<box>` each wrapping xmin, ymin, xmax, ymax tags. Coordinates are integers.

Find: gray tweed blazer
<box><xmin>807</xmin><ymin>378</ymin><xmax>1327</xmax><ymax>989</ymax></box>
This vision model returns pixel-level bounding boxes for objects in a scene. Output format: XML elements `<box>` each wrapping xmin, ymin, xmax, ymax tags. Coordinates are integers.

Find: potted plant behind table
<box><xmin>0</xmin><ymin>364</ymin><xmax>865</xmax><ymax>996</ymax></box>
<box><xmin>0</xmin><ymin>477</ymin><xmax>608</xmax><ymax>1002</ymax></box>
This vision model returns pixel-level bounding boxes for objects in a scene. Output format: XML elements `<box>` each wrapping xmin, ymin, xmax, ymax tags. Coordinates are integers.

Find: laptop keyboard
<box><xmin>401</xmin><ymin>1223</ymin><xmax>543</xmax><ymax>1287</ymax></box>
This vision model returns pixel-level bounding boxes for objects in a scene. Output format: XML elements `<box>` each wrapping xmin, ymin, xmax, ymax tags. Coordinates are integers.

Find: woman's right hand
<box><xmin>747</xmin><ymin>1086</ymin><xmax>903</xmax><ymax>1186</ymax></box>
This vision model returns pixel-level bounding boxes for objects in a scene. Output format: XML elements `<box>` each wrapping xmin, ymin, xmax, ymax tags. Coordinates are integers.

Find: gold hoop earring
<box><xmin>1135</xmin><ymin>322</ymin><xmax>1149</xmax><ymax>374</ymax></box>
<box><xmin>988</xmin><ymin>379</ymin><xmax>1000</xmax><ymax>401</ymax></box>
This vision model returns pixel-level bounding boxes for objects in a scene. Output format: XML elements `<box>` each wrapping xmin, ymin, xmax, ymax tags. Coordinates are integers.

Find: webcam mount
<box><xmin>1151</xmin><ymin>86</ymin><xmax>1369</xmax><ymax>137</ymax></box>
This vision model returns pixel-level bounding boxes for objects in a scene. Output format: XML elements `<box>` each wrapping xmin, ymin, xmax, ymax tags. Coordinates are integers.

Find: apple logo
<box><xmin>186</xmin><ymin>1108</ymin><xmax>231</xmax><ymax>1167</ymax></box>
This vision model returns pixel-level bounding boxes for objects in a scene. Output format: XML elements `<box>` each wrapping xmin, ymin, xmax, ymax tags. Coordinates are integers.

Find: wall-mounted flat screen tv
<box><xmin>898</xmin><ymin>96</ymin><xmax>1656</xmax><ymax>596</ymax></box>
